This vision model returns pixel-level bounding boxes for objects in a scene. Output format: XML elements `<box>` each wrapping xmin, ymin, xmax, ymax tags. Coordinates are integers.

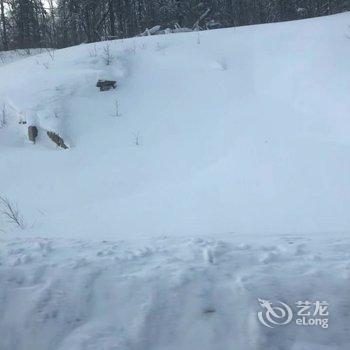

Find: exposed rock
<box><xmin>28</xmin><ymin>125</ymin><xmax>38</xmax><ymax>143</ymax></box>
<box><xmin>96</xmin><ymin>79</ymin><xmax>117</xmax><ymax>92</ymax></box>
<box><xmin>47</xmin><ymin>131</ymin><xmax>69</xmax><ymax>149</ymax></box>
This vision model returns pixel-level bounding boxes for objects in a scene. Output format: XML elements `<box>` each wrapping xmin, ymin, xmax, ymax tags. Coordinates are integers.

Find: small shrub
<box><xmin>0</xmin><ymin>196</ymin><xmax>26</xmax><ymax>229</ymax></box>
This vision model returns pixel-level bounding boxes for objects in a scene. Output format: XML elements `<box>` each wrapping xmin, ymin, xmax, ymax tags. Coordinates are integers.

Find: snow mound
<box><xmin>0</xmin><ymin>235</ymin><xmax>349</xmax><ymax>350</ymax></box>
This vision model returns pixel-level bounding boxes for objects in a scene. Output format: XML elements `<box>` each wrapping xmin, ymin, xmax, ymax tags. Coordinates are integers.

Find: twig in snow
<box><xmin>0</xmin><ymin>104</ymin><xmax>7</xmax><ymax>128</ymax></box>
<box><xmin>113</xmin><ymin>99</ymin><xmax>121</xmax><ymax>118</ymax></box>
<box><xmin>133</xmin><ymin>132</ymin><xmax>140</xmax><ymax>146</ymax></box>
<box><xmin>0</xmin><ymin>196</ymin><xmax>26</xmax><ymax>229</ymax></box>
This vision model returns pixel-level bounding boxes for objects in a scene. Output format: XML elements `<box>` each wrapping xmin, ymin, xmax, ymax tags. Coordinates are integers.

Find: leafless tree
<box><xmin>0</xmin><ymin>0</ymin><xmax>8</xmax><ymax>50</ymax></box>
<box><xmin>0</xmin><ymin>196</ymin><xmax>26</xmax><ymax>229</ymax></box>
<box><xmin>102</xmin><ymin>42</ymin><xmax>113</xmax><ymax>65</ymax></box>
<box><xmin>46</xmin><ymin>47</ymin><xmax>56</xmax><ymax>61</ymax></box>
<box><xmin>0</xmin><ymin>104</ymin><xmax>7</xmax><ymax>128</ymax></box>
<box><xmin>133</xmin><ymin>131</ymin><xmax>140</xmax><ymax>146</ymax></box>
<box><xmin>0</xmin><ymin>51</ymin><xmax>5</xmax><ymax>64</ymax></box>
<box><xmin>114</xmin><ymin>99</ymin><xmax>121</xmax><ymax>117</ymax></box>
<box><xmin>1</xmin><ymin>0</ymin><xmax>349</xmax><ymax>51</ymax></box>
<box><xmin>88</xmin><ymin>44</ymin><xmax>98</xmax><ymax>57</ymax></box>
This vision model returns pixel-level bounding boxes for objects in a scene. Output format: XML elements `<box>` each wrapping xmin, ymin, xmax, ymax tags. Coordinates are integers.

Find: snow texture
<box><xmin>0</xmin><ymin>235</ymin><xmax>350</xmax><ymax>350</ymax></box>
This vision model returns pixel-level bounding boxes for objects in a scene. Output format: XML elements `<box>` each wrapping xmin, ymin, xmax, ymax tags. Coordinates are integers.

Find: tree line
<box><xmin>0</xmin><ymin>0</ymin><xmax>349</xmax><ymax>50</ymax></box>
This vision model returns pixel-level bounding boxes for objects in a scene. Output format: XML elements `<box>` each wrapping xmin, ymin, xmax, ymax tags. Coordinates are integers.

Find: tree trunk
<box><xmin>109</xmin><ymin>0</ymin><xmax>115</xmax><ymax>37</ymax></box>
<box><xmin>48</xmin><ymin>0</ymin><xmax>56</xmax><ymax>47</ymax></box>
<box><xmin>0</xmin><ymin>0</ymin><xmax>8</xmax><ymax>50</ymax></box>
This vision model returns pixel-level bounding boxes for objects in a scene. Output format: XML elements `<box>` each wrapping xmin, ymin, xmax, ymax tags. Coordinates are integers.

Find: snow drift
<box><xmin>1</xmin><ymin>235</ymin><xmax>350</xmax><ymax>350</ymax></box>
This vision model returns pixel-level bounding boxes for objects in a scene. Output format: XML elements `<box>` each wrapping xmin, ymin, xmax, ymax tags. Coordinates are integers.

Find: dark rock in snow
<box><xmin>47</xmin><ymin>131</ymin><xmax>69</xmax><ymax>149</ymax></box>
<box><xmin>96</xmin><ymin>80</ymin><xmax>117</xmax><ymax>92</ymax></box>
<box><xmin>28</xmin><ymin>125</ymin><xmax>38</xmax><ymax>143</ymax></box>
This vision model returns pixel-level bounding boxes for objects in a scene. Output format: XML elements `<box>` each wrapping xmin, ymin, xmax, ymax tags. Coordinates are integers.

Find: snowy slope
<box><xmin>1</xmin><ymin>13</ymin><xmax>350</xmax><ymax>239</ymax></box>
<box><xmin>1</xmin><ymin>12</ymin><xmax>350</xmax><ymax>350</ymax></box>
<box><xmin>0</xmin><ymin>49</ymin><xmax>47</xmax><ymax>67</ymax></box>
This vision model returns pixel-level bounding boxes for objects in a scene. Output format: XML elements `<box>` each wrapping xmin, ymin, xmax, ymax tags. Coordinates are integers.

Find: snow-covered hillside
<box><xmin>1</xmin><ymin>12</ymin><xmax>350</xmax><ymax>350</ymax></box>
<box><xmin>1</xmin><ymin>13</ymin><xmax>349</xmax><ymax>239</ymax></box>
<box><xmin>0</xmin><ymin>49</ymin><xmax>48</xmax><ymax>66</ymax></box>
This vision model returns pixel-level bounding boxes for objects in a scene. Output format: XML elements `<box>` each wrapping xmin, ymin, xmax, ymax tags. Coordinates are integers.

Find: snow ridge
<box><xmin>0</xmin><ymin>235</ymin><xmax>350</xmax><ymax>350</ymax></box>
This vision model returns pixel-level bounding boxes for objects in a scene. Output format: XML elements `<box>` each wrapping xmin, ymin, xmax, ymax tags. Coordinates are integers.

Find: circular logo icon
<box><xmin>258</xmin><ymin>298</ymin><xmax>293</xmax><ymax>328</ymax></box>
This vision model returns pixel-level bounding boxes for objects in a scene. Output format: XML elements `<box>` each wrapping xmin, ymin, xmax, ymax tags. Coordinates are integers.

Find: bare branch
<box><xmin>0</xmin><ymin>196</ymin><xmax>26</xmax><ymax>229</ymax></box>
<box><xmin>102</xmin><ymin>42</ymin><xmax>113</xmax><ymax>65</ymax></box>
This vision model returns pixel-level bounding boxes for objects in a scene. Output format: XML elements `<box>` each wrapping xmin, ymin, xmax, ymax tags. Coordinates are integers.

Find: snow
<box><xmin>0</xmin><ymin>49</ymin><xmax>49</xmax><ymax>66</ymax></box>
<box><xmin>1</xmin><ymin>14</ymin><xmax>350</xmax><ymax>239</ymax></box>
<box><xmin>0</xmin><ymin>12</ymin><xmax>350</xmax><ymax>349</ymax></box>
<box><xmin>1</xmin><ymin>234</ymin><xmax>350</xmax><ymax>350</ymax></box>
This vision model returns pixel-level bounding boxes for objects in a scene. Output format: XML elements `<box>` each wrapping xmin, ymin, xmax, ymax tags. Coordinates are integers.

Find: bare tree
<box><xmin>114</xmin><ymin>99</ymin><xmax>121</xmax><ymax>117</ymax></box>
<box><xmin>102</xmin><ymin>42</ymin><xmax>113</xmax><ymax>65</ymax></box>
<box><xmin>0</xmin><ymin>196</ymin><xmax>26</xmax><ymax>229</ymax></box>
<box><xmin>88</xmin><ymin>44</ymin><xmax>98</xmax><ymax>57</ymax></box>
<box><xmin>48</xmin><ymin>0</ymin><xmax>57</xmax><ymax>47</ymax></box>
<box><xmin>0</xmin><ymin>0</ymin><xmax>8</xmax><ymax>50</ymax></box>
<box><xmin>0</xmin><ymin>104</ymin><xmax>7</xmax><ymax>128</ymax></box>
<box><xmin>1</xmin><ymin>0</ymin><xmax>350</xmax><ymax>51</ymax></box>
<box><xmin>46</xmin><ymin>47</ymin><xmax>56</xmax><ymax>61</ymax></box>
<box><xmin>133</xmin><ymin>131</ymin><xmax>140</xmax><ymax>146</ymax></box>
<box><xmin>0</xmin><ymin>51</ymin><xmax>5</xmax><ymax>64</ymax></box>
